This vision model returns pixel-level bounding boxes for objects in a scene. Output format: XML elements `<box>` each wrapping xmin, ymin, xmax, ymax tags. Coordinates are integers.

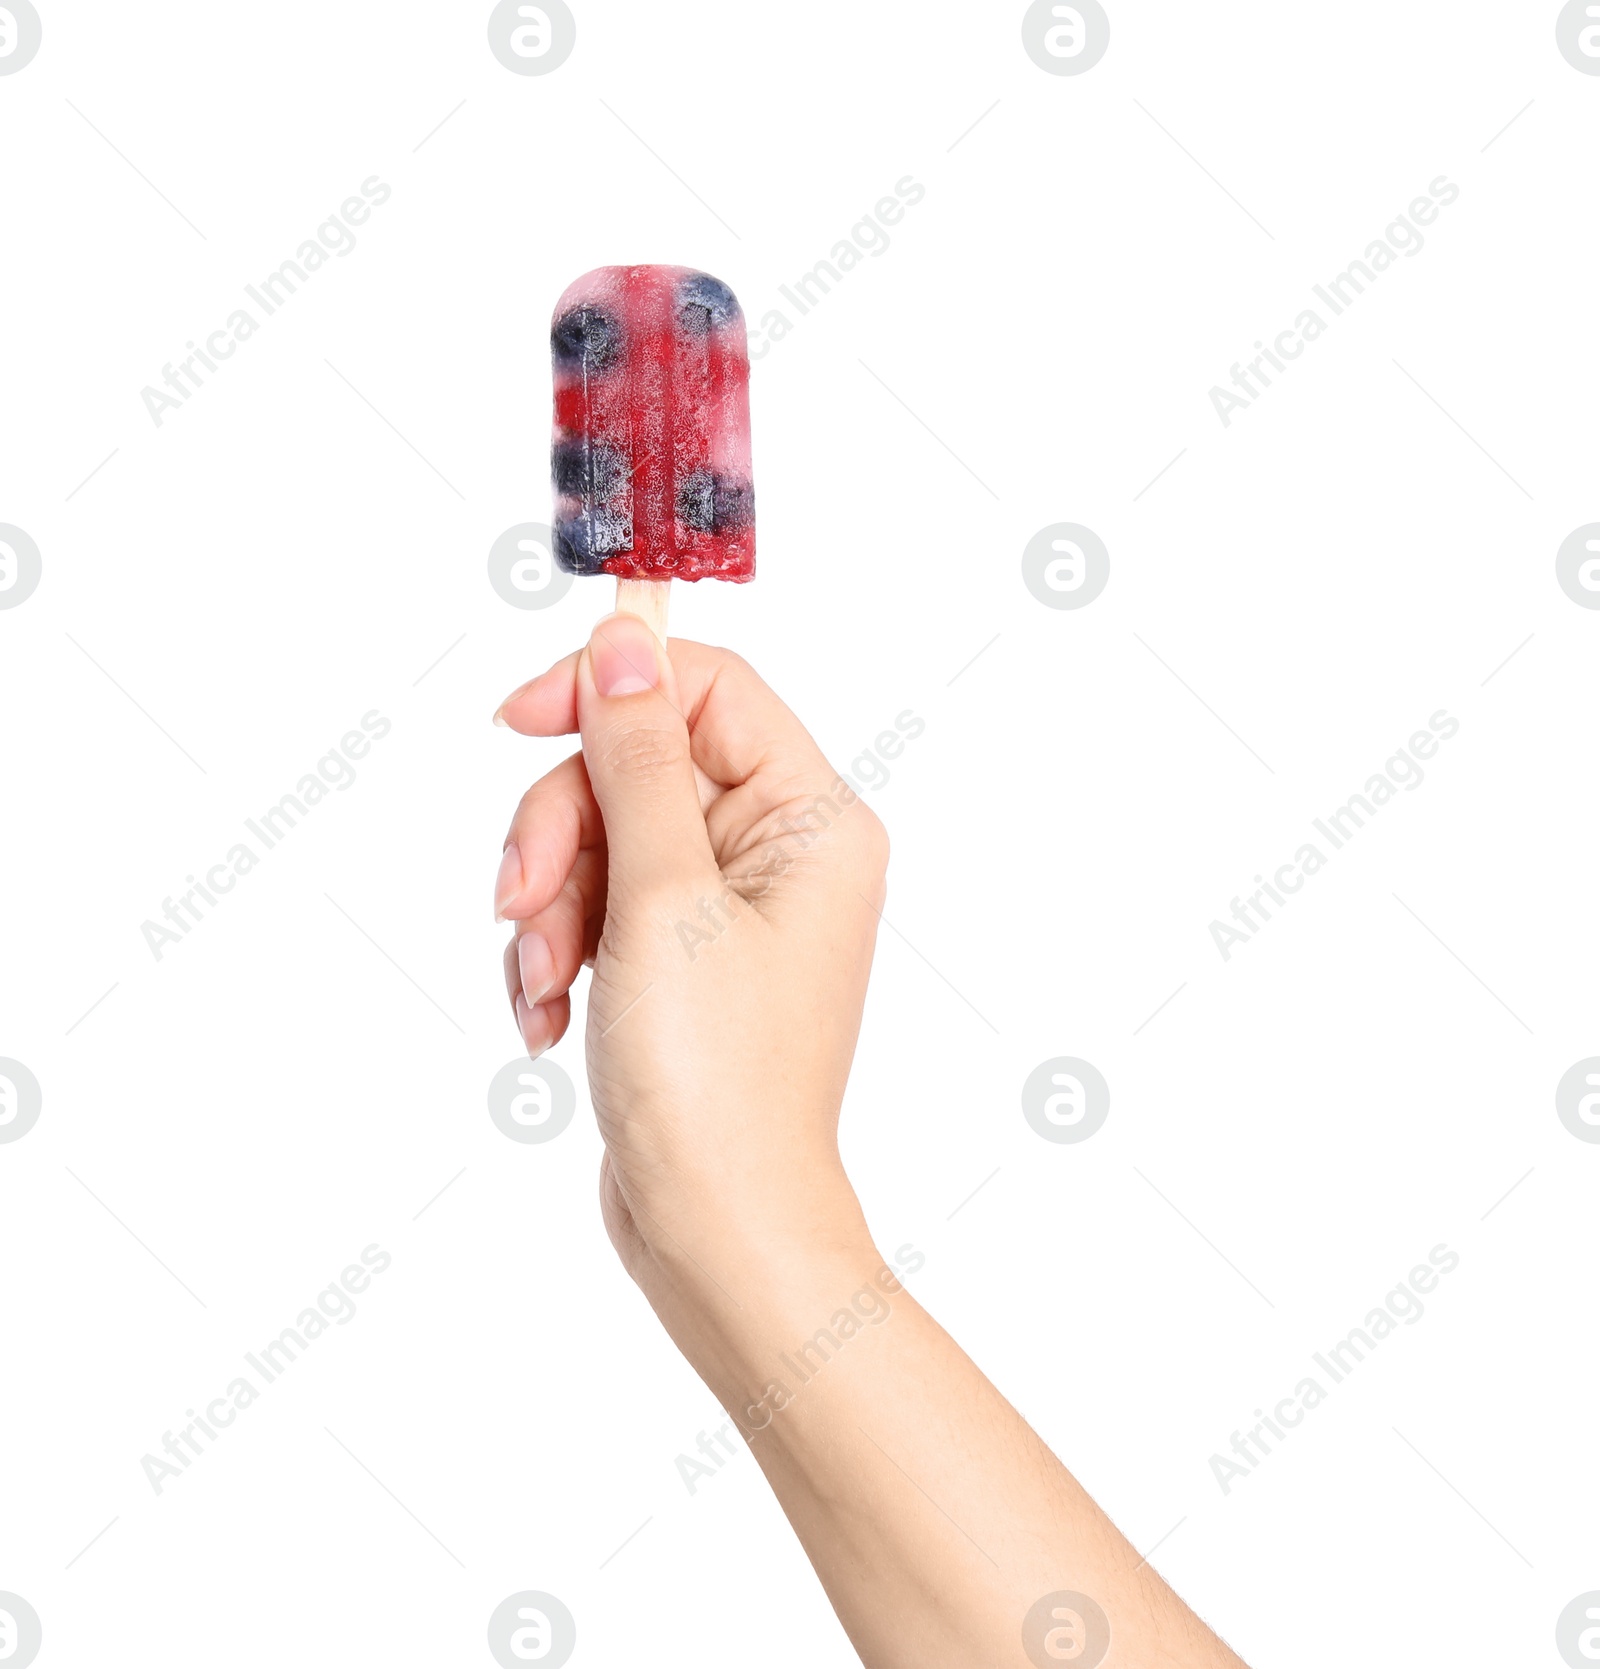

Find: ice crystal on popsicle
<box><xmin>550</xmin><ymin>265</ymin><xmax>755</xmax><ymax>582</ymax></box>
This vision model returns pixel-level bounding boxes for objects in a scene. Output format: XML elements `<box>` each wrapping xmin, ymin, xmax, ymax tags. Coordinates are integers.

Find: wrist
<box><xmin>640</xmin><ymin>1161</ymin><xmax>871</xmax><ymax>1301</ymax></box>
<box><xmin>626</xmin><ymin>1138</ymin><xmax>864</xmax><ymax>1282</ymax></box>
<box><xmin>632</xmin><ymin>1183</ymin><xmax>906</xmax><ymax>1417</ymax></box>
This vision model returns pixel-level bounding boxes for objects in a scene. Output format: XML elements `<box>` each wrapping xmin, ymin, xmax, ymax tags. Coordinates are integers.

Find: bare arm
<box><xmin>641</xmin><ymin>1213</ymin><xmax>1244</xmax><ymax>1668</ymax></box>
<box><xmin>494</xmin><ymin>616</ymin><xmax>1248</xmax><ymax>1668</ymax></box>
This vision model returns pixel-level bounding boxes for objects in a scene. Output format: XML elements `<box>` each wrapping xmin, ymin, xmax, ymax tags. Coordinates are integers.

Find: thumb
<box><xmin>577</xmin><ymin>612</ymin><xmax>718</xmax><ymax>901</ymax></box>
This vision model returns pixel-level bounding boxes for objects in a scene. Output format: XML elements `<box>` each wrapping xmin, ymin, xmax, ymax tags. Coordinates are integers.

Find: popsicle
<box><xmin>551</xmin><ymin>265</ymin><xmax>754</xmax><ymax>640</ymax></box>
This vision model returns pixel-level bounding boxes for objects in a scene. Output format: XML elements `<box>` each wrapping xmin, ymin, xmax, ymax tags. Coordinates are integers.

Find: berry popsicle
<box><xmin>551</xmin><ymin>265</ymin><xmax>754</xmax><ymax>640</ymax></box>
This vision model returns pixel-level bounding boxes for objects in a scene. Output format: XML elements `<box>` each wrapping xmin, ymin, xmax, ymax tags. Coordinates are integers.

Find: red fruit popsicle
<box><xmin>551</xmin><ymin>265</ymin><xmax>754</xmax><ymax>638</ymax></box>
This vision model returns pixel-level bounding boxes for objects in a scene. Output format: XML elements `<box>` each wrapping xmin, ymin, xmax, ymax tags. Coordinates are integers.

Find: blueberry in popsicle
<box><xmin>551</xmin><ymin>265</ymin><xmax>754</xmax><ymax>640</ymax></box>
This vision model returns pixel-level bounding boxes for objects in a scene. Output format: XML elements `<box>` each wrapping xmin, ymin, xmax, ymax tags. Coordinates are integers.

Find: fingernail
<box><xmin>590</xmin><ymin>615</ymin><xmax>660</xmax><ymax>698</ymax></box>
<box><xmin>492</xmin><ymin>677</ymin><xmax>535</xmax><ymax>727</ymax></box>
<box><xmin>515</xmin><ymin>992</ymin><xmax>551</xmax><ymax>1059</ymax></box>
<box><xmin>518</xmin><ymin>930</ymin><xmax>554</xmax><ymax>1006</ymax></box>
<box><xmin>494</xmin><ymin>843</ymin><xmax>523</xmax><ymax>922</ymax></box>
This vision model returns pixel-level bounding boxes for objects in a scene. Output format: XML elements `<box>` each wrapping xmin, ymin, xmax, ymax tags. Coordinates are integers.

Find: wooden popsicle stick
<box><xmin>614</xmin><ymin>577</ymin><xmax>670</xmax><ymax>644</ymax></box>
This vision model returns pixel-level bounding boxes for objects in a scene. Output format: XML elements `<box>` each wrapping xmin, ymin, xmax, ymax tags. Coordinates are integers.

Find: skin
<box><xmin>494</xmin><ymin>613</ymin><xmax>1249</xmax><ymax>1669</ymax></box>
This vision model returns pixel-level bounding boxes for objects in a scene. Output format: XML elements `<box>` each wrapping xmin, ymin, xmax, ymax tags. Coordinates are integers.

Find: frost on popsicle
<box><xmin>550</xmin><ymin>265</ymin><xmax>755</xmax><ymax>582</ymax></box>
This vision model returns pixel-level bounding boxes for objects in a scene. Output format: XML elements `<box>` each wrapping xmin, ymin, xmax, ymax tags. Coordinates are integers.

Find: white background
<box><xmin>2</xmin><ymin>2</ymin><xmax>1596</xmax><ymax>1664</ymax></box>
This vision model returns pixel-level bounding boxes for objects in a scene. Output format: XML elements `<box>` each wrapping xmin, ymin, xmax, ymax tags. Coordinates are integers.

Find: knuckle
<box><xmin>860</xmin><ymin>809</ymin><xmax>891</xmax><ymax>872</ymax></box>
<box><xmin>511</xmin><ymin>786</ymin><xmax>546</xmax><ymax>835</ymax></box>
<box><xmin>842</xmin><ymin>802</ymin><xmax>891</xmax><ymax>874</ymax></box>
<box><xmin>511</xmin><ymin>752</ymin><xmax>582</xmax><ymax>832</ymax></box>
<box><xmin>708</xmin><ymin>645</ymin><xmax>767</xmax><ymax>694</ymax></box>
<box><xmin>595</xmin><ymin>722</ymin><xmax>685</xmax><ymax>781</ymax></box>
<box><xmin>698</xmin><ymin>639</ymin><xmax>743</xmax><ymax>671</ymax></box>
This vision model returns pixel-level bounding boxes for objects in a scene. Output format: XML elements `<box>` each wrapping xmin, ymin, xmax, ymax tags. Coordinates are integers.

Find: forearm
<box><xmin>497</xmin><ymin>628</ymin><xmax>1245</xmax><ymax>1664</ymax></box>
<box><xmin>636</xmin><ymin>1188</ymin><xmax>1247</xmax><ymax>1669</ymax></box>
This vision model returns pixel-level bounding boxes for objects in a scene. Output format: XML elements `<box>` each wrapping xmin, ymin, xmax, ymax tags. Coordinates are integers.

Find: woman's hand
<box><xmin>493</xmin><ymin>613</ymin><xmax>889</xmax><ymax>1289</ymax></box>
<box><xmin>492</xmin><ymin>617</ymin><xmax>1246</xmax><ymax>1669</ymax></box>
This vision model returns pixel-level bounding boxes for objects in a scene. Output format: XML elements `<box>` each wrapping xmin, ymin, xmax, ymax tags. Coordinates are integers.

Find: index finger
<box><xmin>495</xmin><ymin>635</ymin><xmax>832</xmax><ymax>790</ymax></box>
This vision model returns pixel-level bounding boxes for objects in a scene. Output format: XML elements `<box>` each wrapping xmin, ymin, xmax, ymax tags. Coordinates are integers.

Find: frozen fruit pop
<box><xmin>551</xmin><ymin>265</ymin><xmax>754</xmax><ymax>638</ymax></box>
